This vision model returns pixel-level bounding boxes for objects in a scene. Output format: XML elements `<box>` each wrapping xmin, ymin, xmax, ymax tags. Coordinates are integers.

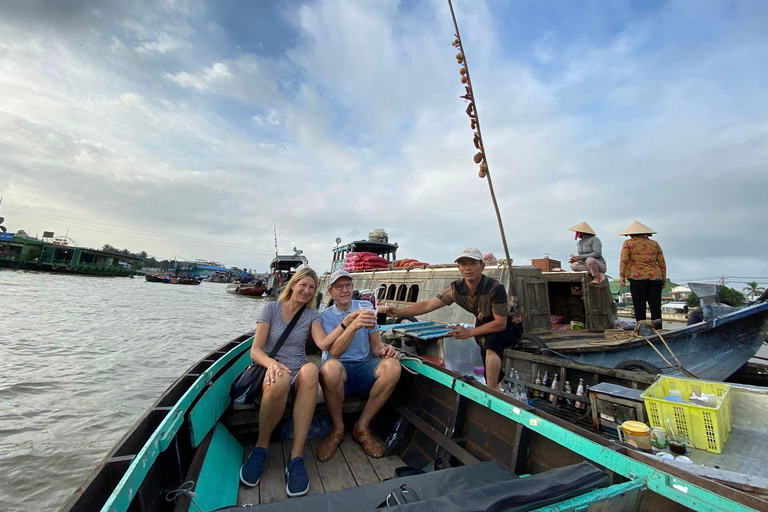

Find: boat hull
<box><xmin>558</xmin><ymin>302</ymin><xmax>768</xmax><ymax>380</ymax></box>
<box><xmin>226</xmin><ymin>282</ymin><xmax>266</xmax><ymax>296</ymax></box>
<box><xmin>59</xmin><ymin>332</ymin><xmax>766</xmax><ymax>512</ymax></box>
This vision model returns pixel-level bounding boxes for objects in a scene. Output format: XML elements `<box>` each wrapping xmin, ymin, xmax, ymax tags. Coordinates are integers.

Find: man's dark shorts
<box><xmin>321</xmin><ymin>358</ymin><xmax>381</xmax><ymax>397</ymax></box>
<box><xmin>479</xmin><ymin>321</ymin><xmax>523</xmax><ymax>363</ymax></box>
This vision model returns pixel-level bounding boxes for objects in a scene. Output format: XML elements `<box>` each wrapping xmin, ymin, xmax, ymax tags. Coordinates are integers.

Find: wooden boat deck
<box><xmin>237</xmin><ymin>435</ymin><xmax>404</xmax><ymax>506</ymax></box>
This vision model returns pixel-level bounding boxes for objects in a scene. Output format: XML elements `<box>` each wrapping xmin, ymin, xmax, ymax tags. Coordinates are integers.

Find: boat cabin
<box><xmin>331</xmin><ymin>239</ymin><xmax>398</xmax><ymax>272</ymax></box>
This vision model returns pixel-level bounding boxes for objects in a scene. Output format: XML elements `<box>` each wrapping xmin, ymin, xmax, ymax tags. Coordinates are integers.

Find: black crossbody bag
<box><xmin>230</xmin><ymin>304</ymin><xmax>306</xmax><ymax>405</ymax></box>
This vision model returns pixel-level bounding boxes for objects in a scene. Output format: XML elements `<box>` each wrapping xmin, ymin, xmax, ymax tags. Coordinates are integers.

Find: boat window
<box><xmin>407</xmin><ymin>285</ymin><xmax>419</xmax><ymax>302</ymax></box>
<box><xmin>397</xmin><ymin>284</ymin><xmax>407</xmax><ymax>301</ymax></box>
<box><xmin>387</xmin><ymin>284</ymin><xmax>396</xmax><ymax>300</ymax></box>
<box><xmin>53</xmin><ymin>248</ymin><xmax>73</xmax><ymax>261</ymax></box>
<box><xmin>377</xmin><ymin>285</ymin><xmax>387</xmax><ymax>300</ymax></box>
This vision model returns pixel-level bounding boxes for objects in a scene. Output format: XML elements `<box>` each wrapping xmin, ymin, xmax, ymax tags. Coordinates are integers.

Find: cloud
<box><xmin>0</xmin><ymin>0</ymin><xmax>766</xmax><ymax>286</ymax></box>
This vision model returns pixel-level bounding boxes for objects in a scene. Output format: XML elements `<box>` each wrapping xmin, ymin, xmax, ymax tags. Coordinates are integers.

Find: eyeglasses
<box><xmin>332</xmin><ymin>282</ymin><xmax>354</xmax><ymax>290</ymax></box>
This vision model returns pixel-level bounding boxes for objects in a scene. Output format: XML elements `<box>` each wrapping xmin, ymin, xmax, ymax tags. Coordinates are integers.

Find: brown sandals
<box><xmin>352</xmin><ymin>426</ymin><xmax>384</xmax><ymax>458</ymax></box>
<box><xmin>316</xmin><ymin>428</ymin><xmax>345</xmax><ymax>462</ymax></box>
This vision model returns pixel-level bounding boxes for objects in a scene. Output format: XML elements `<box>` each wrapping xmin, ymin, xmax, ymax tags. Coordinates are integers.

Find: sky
<box><xmin>1</xmin><ymin>0</ymin><xmax>767</xmax><ymax>289</ymax></box>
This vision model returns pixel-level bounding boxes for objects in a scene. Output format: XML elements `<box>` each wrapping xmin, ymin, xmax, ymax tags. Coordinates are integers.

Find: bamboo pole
<box><xmin>447</xmin><ymin>0</ymin><xmax>518</xmax><ymax>302</ymax></box>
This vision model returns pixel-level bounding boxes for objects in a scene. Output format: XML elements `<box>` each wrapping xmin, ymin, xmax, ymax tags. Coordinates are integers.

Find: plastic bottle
<box><xmin>534</xmin><ymin>370</ymin><xmax>542</xmax><ymax>398</ymax></box>
<box><xmin>513</xmin><ymin>370</ymin><xmax>525</xmax><ymax>400</ymax></box>
<box><xmin>564</xmin><ymin>381</ymin><xmax>574</xmax><ymax>407</ymax></box>
<box><xmin>541</xmin><ymin>371</ymin><xmax>549</xmax><ymax>400</ymax></box>
<box><xmin>385</xmin><ymin>418</ymin><xmax>403</xmax><ymax>450</ymax></box>
<box><xmin>575</xmin><ymin>379</ymin><xmax>585</xmax><ymax>410</ymax></box>
<box><xmin>549</xmin><ymin>374</ymin><xmax>559</xmax><ymax>403</ymax></box>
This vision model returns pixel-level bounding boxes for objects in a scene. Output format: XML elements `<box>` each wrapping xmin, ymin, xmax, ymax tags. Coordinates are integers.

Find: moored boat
<box><xmin>318</xmin><ymin>236</ymin><xmax>768</xmax><ymax>382</ymax></box>
<box><xmin>144</xmin><ymin>274</ymin><xmax>170</xmax><ymax>283</ymax></box>
<box><xmin>0</xmin><ymin>232</ymin><xmax>140</xmax><ymax>277</ymax></box>
<box><xmin>226</xmin><ymin>281</ymin><xmax>266</xmax><ymax>296</ymax></box>
<box><xmin>58</xmin><ymin>333</ymin><xmax>765</xmax><ymax>512</ymax></box>
<box><xmin>266</xmin><ymin>249</ymin><xmax>309</xmax><ymax>296</ymax></box>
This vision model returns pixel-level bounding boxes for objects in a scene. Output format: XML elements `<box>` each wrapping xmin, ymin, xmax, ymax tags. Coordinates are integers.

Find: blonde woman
<box><xmin>239</xmin><ymin>268</ymin><xmax>332</xmax><ymax>497</ymax></box>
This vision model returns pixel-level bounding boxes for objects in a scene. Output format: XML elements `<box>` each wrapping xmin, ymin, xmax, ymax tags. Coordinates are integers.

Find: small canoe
<box><xmin>226</xmin><ymin>282</ymin><xmax>266</xmax><ymax>296</ymax></box>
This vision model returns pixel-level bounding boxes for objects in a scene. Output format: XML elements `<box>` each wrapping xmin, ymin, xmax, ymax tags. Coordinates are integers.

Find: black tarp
<box><xmin>215</xmin><ymin>461</ymin><xmax>609</xmax><ymax>512</ymax></box>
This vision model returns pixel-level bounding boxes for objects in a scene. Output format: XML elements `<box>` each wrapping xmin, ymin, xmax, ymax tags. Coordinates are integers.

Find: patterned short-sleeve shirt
<box><xmin>619</xmin><ymin>236</ymin><xmax>666</xmax><ymax>281</ymax></box>
<box><xmin>436</xmin><ymin>274</ymin><xmax>509</xmax><ymax>326</ymax></box>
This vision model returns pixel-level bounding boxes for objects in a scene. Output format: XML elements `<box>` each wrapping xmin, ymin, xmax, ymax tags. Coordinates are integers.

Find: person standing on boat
<box><xmin>618</xmin><ymin>221</ymin><xmax>667</xmax><ymax>328</ymax></box>
<box><xmin>314</xmin><ymin>270</ymin><xmax>402</xmax><ymax>462</ymax></box>
<box><xmin>385</xmin><ymin>248</ymin><xmax>523</xmax><ymax>392</ymax></box>
<box><xmin>240</xmin><ymin>267</ymin><xmax>333</xmax><ymax>497</ymax></box>
<box><xmin>568</xmin><ymin>221</ymin><xmax>607</xmax><ymax>284</ymax></box>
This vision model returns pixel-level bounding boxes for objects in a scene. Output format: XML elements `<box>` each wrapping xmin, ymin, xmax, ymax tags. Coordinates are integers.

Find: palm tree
<box><xmin>743</xmin><ymin>281</ymin><xmax>766</xmax><ymax>301</ymax></box>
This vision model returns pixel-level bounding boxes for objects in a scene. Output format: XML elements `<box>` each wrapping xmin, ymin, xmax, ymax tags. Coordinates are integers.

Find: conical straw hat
<box><xmin>620</xmin><ymin>220</ymin><xmax>656</xmax><ymax>236</ymax></box>
<box><xmin>568</xmin><ymin>221</ymin><xmax>595</xmax><ymax>235</ymax></box>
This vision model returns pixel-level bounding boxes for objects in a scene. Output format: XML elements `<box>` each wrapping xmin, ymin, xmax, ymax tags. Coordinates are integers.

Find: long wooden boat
<box><xmin>0</xmin><ymin>232</ymin><xmax>140</xmax><ymax>277</ymax></box>
<box><xmin>145</xmin><ymin>274</ymin><xmax>171</xmax><ymax>283</ymax></box>
<box><xmin>538</xmin><ymin>301</ymin><xmax>768</xmax><ymax>381</ymax></box>
<box><xmin>226</xmin><ymin>281</ymin><xmax>266</xmax><ymax>296</ymax></box>
<box><xmin>59</xmin><ymin>333</ymin><xmax>767</xmax><ymax>512</ymax></box>
<box><xmin>316</xmin><ymin>239</ymin><xmax>768</xmax><ymax>382</ymax></box>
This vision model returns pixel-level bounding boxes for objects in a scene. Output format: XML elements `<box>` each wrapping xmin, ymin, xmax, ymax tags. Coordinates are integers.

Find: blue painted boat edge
<box><xmin>401</xmin><ymin>358</ymin><xmax>758</xmax><ymax>512</ymax></box>
<box><xmin>99</xmin><ymin>336</ymin><xmax>253</xmax><ymax>512</ymax></box>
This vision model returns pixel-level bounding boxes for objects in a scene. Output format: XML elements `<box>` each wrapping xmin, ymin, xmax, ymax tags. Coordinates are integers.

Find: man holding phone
<box><xmin>314</xmin><ymin>270</ymin><xmax>401</xmax><ymax>462</ymax></box>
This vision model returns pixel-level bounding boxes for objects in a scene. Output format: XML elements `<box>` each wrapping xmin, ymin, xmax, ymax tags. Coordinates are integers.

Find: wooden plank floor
<box><xmin>237</xmin><ymin>435</ymin><xmax>404</xmax><ymax>506</ymax></box>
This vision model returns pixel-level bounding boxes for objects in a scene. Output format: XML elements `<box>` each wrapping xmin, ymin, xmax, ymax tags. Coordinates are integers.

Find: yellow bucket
<box><xmin>617</xmin><ymin>421</ymin><xmax>652</xmax><ymax>450</ymax></box>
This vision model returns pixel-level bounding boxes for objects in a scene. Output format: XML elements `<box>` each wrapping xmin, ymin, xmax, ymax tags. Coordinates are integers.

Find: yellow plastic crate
<box><xmin>641</xmin><ymin>376</ymin><xmax>732</xmax><ymax>453</ymax></box>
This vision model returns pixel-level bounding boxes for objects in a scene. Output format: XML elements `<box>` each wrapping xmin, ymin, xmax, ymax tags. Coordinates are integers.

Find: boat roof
<box><xmin>334</xmin><ymin>240</ymin><xmax>398</xmax><ymax>254</ymax></box>
<box><xmin>270</xmin><ymin>254</ymin><xmax>308</xmax><ymax>270</ymax></box>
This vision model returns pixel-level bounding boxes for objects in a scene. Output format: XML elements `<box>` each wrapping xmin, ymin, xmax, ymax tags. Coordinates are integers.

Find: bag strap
<box><xmin>267</xmin><ymin>304</ymin><xmax>307</xmax><ymax>358</ymax></box>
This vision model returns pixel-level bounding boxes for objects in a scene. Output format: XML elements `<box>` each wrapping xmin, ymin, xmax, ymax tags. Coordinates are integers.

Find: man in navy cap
<box><xmin>386</xmin><ymin>248</ymin><xmax>522</xmax><ymax>391</ymax></box>
<box><xmin>314</xmin><ymin>270</ymin><xmax>401</xmax><ymax>462</ymax></box>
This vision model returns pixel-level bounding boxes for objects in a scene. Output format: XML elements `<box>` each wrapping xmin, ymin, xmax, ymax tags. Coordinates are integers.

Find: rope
<box><xmin>396</xmin><ymin>350</ymin><xmax>423</xmax><ymax>375</ymax></box>
<box><xmin>591</xmin><ymin>321</ymin><xmax>699</xmax><ymax>378</ymax></box>
<box><xmin>166</xmin><ymin>481</ymin><xmax>203</xmax><ymax>512</ymax></box>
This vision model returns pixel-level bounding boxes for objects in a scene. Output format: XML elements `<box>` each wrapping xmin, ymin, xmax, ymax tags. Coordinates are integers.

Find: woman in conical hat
<box><xmin>568</xmin><ymin>221</ymin><xmax>607</xmax><ymax>284</ymax></box>
<box><xmin>618</xmin><ymin>221</ymin><xmax>666</xmax><ymax>327</ymax></box>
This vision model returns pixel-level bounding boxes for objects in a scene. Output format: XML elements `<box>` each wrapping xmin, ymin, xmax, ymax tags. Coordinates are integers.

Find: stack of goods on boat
<box><xmin>343</xmin><ymin>251</ymin><xmax>390</xmax><ymax>271</ymax></box>
<box><xmin>393</xmin><ymin>258</ymin><xmax>429</xmax><ymax>268</ymax></box>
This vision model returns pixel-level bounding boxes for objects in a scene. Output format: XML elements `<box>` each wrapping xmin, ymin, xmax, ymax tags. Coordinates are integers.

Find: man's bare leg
<box><xmin>316</xmin><ymin>359</ymin><xmax>347</xmax><ymax>462</ymax></box>
<box><xmin>355</xmin><ymin>358</ymin><xmax>401</xmax><ymax>431</ymax></box>
<box><xmin>484</xmin><ymin>350</ymin><xmax>502</xmax><ymax>391</ymax></box>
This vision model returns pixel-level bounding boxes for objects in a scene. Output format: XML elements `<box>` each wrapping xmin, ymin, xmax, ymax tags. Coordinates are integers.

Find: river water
<box><xmin>0</xmin><ymin>271</ymin><xmax>267</xmax><ymax>512</ymax></box>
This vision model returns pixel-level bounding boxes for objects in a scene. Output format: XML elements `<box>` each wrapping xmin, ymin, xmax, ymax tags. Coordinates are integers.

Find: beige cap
<box><xmin>454</xmin><ymin>248</ymin><xmax>484</xmax><ymax>262</ymax></box>
<box><xmin>568</xmin><ymin>221</ymin><xmax>596</xmax><ymax>235</ymax></box>
<box><xmin>620</xmin><ymin>220</ymin><xmax>657</xmax><ymax>236</ymax></box>
<box><xmin>329</xmin><ymin>269</ymin><xmax>353</xmax><ymax>285</ymax></box>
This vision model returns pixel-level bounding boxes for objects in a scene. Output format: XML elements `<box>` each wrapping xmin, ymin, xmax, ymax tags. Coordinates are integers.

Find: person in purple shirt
<box><xmin>314</xmin><ymin>270</ymin><xmax>401</xmax><ymax>462</ymax></box>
